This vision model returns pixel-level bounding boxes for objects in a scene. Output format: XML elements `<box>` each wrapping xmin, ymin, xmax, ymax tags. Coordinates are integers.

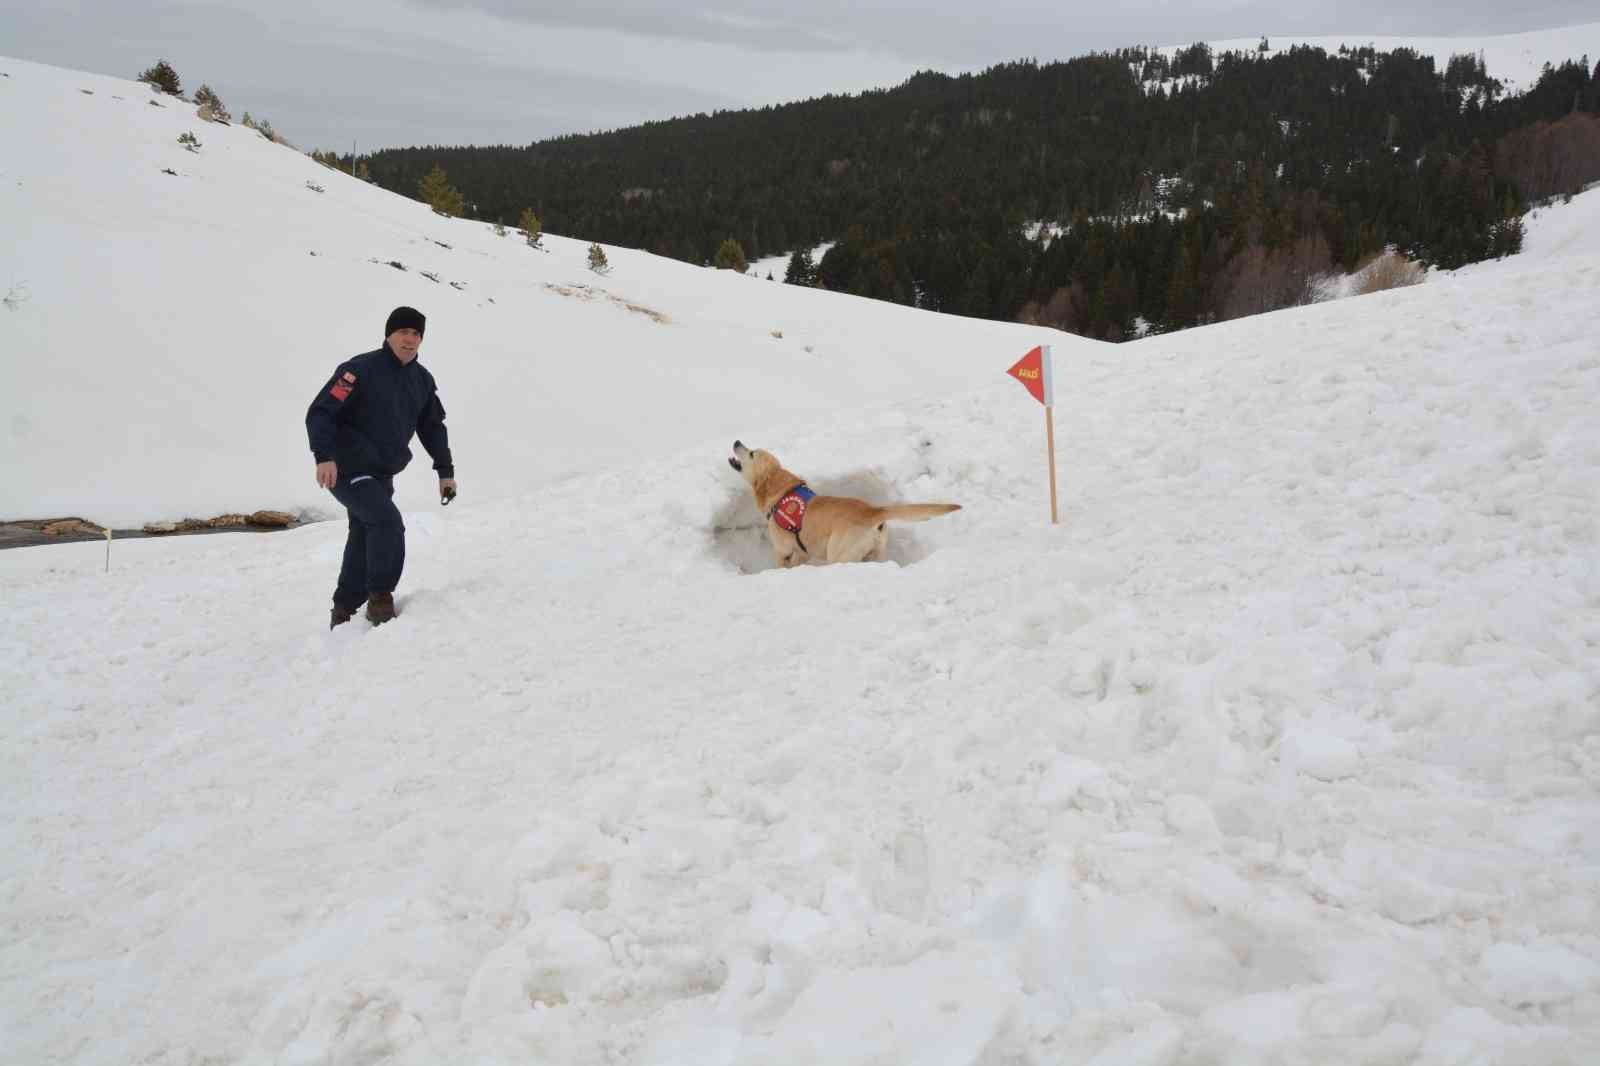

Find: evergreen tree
<box><xmin>138</xmin><ymin>60</ymin><xmax>181</xmax><ymax>95</ymax></box>
<box><xmin>713</xmin><ymin>238</ymin><xmax>748</xmax><ymax>272</ymax></box>
<box><xmin>1489</xmin><ymin>214</ymin><xmax>1525</xmax><ymax>257</ymax></box>
<box><xmin>587</xmin><ymin>243</ymin><xmax>611</xmax><ymax>274</ymax></box>
<box><xmin>518</xmin><ymin>207</ymin><xmax>543</xmax><ymax>247</ymax></box>
<box><xmin>242</xmin><ymin>113</ymin><xmax>281</xmax><ymax>142</ymax></box>
<box><xmin>193</xmin><ymin>84</ymin><xmax>229</xmax><ymax>121</ymax></box>
<box><xmin>784</xmin><ymin>247</ymin><xmax>816</xmax><ymax>285</ymax></box>
<box><xmin>417</xmin><ymin>165</ymin><xmax>465</xmax><ymax>217</ymax></box>
<box><xmin>1102</xmin><ymin>262</ymin><xmax>1136</xmax><ymax>334</ymax></box>
<box><xmin>1165</xmin><ymin>240</ymin><xmax>1200</xmax><ymax>329</ymax></box>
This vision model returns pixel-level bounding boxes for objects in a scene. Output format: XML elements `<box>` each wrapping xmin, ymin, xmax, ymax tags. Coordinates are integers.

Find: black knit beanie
<box><xmin>384</xmin><ymin>306</ymin><xmax>426</xmax><ymax>338</ymax></box>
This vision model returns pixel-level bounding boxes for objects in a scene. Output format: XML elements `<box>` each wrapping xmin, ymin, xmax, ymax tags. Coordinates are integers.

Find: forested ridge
<box><xmin>354</xmin><ymin>44</ymin><xmax>1600</xmax><ymax>337</ymax></box>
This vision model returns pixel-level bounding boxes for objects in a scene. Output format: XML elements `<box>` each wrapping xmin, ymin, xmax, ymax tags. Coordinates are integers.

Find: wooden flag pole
<box><xmin>1005</xmin><ymin>342</ymin><xmax>1061</xmax><ymax>525</ymax></box>
<box><xmin>1041</xmin><ymin>342</ymin><xmax>1059</xmax><ymax>524</ymax></box>
<box><xmin>1045</xmin><ymin>404</ymin><xmax>1059</xmax><ymax>524</ymax></box>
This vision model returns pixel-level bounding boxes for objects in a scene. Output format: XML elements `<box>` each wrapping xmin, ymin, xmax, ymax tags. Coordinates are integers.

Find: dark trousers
<box><xmin>328</xmin><ymin>476</ymin><xmax>404</xmax><ymax>609</ymax></box>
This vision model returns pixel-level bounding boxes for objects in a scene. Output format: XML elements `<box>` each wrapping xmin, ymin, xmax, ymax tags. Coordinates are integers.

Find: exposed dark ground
<box><xmin>0</xmin><ymin>518</ymin><xmax>303</xmax><ymax>550</ymax></box>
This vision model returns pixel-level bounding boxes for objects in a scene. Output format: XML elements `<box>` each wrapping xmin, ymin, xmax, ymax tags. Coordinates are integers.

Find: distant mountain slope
<box><xmin>358</xmin><ymin>26</ymin><xmax>1600</xmax><ymax>338</ymax></box>
<box><xmin>1186</xmin><ymin>22</ymin><xmax>1600</xmax><ymax>95</ymax></box>
<box><xmin>0</xmin><ymin>57</ymin><xmax>1054</xmax><ymax>528</ymax></box>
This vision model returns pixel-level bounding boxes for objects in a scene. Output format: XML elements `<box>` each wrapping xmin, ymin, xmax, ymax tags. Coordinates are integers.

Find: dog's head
<box><xmin>728</xmin><ymin>439</ymin><xmax>773</xmax><ymax>484</ymax></box>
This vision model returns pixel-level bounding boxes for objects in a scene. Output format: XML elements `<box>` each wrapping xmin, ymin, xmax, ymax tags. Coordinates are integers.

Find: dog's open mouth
<box><xmin>728</xmin><ymin>439</ymin><xmax>746</xmax><ymax>472</ymax></box>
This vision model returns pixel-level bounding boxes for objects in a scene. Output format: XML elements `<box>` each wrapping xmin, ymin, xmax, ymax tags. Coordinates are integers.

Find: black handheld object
<box><xmin>441</xmin><ymin>484</ymin><xmax>457</xmax><ymax>505</ymax></box>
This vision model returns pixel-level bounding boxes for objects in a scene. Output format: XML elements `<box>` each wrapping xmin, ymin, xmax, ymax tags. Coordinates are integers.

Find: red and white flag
<box><xmin>1006</xmin><ymin>344</ymin><xmax>1061</xmax><ymax>523</ymax></box>
<box><xmin>1006</xmin><ymin>345</ymin><xmax>1053</xmax><ymax>406</ymax></box>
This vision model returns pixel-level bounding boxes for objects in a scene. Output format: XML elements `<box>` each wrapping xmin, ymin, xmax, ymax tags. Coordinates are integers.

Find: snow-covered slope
<box><xmin>1520</xmin><ymin>183</ymin><xmax>1600</xmax><ymax>258</ymax></box>
<box><xmin>0</xmin><ymin>57</ymin><xmax>1051</xmax><ymax>529</ymax></box>
<box><xmin>4</xmin><ymin>56</ymin><xmax>1600</xmax><ymax>1066</ymax></box>
<box><xmin>1172</xmin><ymin>22</ymin><xmax>1600</xmax><ymax>94</ymax></box>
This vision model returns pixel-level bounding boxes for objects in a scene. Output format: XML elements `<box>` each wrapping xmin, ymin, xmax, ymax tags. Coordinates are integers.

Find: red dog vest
<box><xmin>770</xmin><ymin>483</ymin><xmax>816</xmax><ymax>535</ymax></box>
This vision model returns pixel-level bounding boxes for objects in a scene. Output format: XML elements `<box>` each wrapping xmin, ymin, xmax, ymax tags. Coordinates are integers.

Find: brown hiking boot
<box><xmin>366</xmin><ymin>592</ymin><xmax>397</xmax><ymax>626</ymax></box>
<box><xmin>330</xmin><ymin>602</ymin><xmax>356</xmax><ymax>630</ymax></box>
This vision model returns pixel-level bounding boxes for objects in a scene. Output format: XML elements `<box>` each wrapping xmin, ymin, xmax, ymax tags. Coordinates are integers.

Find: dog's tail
<box><xmin>874</xmin><ymin>503</ymin><xmax>961</xmax><ymax>524</ymax></box>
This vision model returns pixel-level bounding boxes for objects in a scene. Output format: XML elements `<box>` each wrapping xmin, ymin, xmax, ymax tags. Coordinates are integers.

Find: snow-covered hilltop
<box><xmin>3</xmin><ymin>52</ymin><xmax>1600</xmax><ymax>1066</ymax></box>
<box><xmin>0</xmin><ymin>56</ymin><xmax>1047</xmax><ymax>530</ymax></box>
<box><xmin>1171</xmin><ymin>21</ymin><xmax>1600</xmax><ymax>94</ymax></box>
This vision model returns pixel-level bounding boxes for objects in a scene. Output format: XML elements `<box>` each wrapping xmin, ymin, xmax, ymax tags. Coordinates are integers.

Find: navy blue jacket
<box><xmin>306</xmin><ymin>344</ymin><xmax>453</xmax><ymax>480</ymax></box>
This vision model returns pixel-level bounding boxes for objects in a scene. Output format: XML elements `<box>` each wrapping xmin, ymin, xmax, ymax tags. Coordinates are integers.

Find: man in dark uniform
<box><xmin>306</xmin><ymin>306</ymin><xmax>457</xmax><ymax>627</ymax></box>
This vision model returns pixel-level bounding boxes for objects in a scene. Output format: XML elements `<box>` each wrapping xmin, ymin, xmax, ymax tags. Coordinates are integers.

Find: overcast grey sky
<box><xmin>3</xmin><ymin>1</ymin><xmax>1595</xmax><ymax>151</ymax></box>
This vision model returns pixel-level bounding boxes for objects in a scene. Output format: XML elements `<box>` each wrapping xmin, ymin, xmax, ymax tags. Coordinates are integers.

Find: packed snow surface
<box><xmin>3</xmin><ymin>55</ymin><xmax>1600</xmax><ymax>1066</ymax></box>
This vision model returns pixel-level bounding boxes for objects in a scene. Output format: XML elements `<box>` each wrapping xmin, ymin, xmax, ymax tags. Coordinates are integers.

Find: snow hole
<box><xmin>708</xmin><ymin>469</ymin><xmax>940</xmax><ymax>573</ymax></box>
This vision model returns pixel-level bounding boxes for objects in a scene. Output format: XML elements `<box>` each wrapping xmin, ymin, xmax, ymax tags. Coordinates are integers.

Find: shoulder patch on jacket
<box><xmin>329</xmin><ymin>370</ymin><xmax>356</xmax><ymax>402</ymax></box>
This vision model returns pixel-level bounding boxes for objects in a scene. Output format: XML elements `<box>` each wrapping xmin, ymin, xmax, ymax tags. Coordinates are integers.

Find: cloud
<box><xmin>409</xmin><ymin>0</ymin><xmax>870</xmax><ymax>53</ymax></box>
<box><xmin>4</xmin><ymin>0</ymin><xmax>1598</xmax><ymax>150</ymax></box>
<box><xmin>410</xmin><ymin>0</ymin><xmax>1600</xmax><ymax>60</ymax></box>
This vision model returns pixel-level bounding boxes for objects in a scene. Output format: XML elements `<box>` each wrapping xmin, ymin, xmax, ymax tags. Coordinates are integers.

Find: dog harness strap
<box><xmin>769</xmin><ymin>483</ymin><xmax>815</xmax><ymax>552</ymax></box>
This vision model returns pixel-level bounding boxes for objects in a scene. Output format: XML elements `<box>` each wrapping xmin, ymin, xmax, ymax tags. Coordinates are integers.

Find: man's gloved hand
<box><xmin>440</xmin><ymin>478</ymin><xmax>458</xmax><ymax>505</ymax></box>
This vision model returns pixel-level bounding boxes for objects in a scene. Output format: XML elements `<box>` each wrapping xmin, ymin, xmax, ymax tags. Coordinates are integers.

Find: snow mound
<box><xmin>4</xmin><ymin>52</ymin><xmax>1600</xmax><ymax>1066</ymax></box>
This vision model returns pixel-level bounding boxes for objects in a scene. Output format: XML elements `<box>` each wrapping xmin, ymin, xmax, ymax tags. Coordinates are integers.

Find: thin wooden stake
<box><xmin>1045</xmin><ymin>405</ymin><xmax>1059</xmax><ymax>524</ymax></box>
<box><xmin>104</xmin><ymin>528</ymin><xmax>112</xmax><ymax>571</ymax></box>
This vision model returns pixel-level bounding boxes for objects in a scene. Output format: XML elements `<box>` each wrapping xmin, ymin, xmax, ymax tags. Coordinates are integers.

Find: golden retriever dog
<box><xmin>728</xmin><ymin>440</ymin><xmax>960</xmax><ymax>567</ymax></box>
